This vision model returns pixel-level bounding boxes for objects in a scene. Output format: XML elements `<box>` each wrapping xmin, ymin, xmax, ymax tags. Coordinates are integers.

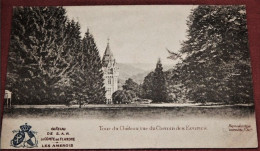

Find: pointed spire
<box><xmin>102</xmin><ymin>38</ymin><xmax>115</xmax><ymax>67</ymax></box>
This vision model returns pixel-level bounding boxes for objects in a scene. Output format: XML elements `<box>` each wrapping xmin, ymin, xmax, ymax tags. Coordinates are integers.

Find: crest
<box><xmin>10</xmin><ymin>123</ymin><xmax>38</xmax><ymax>148</ymax></box>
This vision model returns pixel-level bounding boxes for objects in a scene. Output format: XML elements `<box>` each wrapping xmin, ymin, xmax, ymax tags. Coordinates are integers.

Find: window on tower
<box><xmin>108</xmin><ymin>68</ymin><xmax>113</xmax><ymax>74</ymax></box>
<box><xmin>108</xmin><ymin>77</ymin><xmax>111</xmax><ymax>84</ymax></box>
<box><xmin>107</xmin><ymin>88</ymin><xmax>111</xmax><ymax>95</ymax></box>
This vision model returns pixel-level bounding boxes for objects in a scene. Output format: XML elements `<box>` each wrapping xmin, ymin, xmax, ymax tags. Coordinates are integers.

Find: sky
<box><xmin>65</xmin><ymin>5</ymin><xmax>196</xmax><ymax>65</ymax></box>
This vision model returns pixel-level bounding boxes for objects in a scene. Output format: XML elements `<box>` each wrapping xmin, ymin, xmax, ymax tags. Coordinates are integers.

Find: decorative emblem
<box><xmin>10</xmin><ymin>123</ymin><xmax>38</xmax><ymax>148</ymax></box>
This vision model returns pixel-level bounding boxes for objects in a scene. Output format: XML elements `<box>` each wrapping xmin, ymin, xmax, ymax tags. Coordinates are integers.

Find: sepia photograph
<box><xmin>1</xmin><ymin>5</ymin><xmax>258</xmax><ymax>149</ymax></box>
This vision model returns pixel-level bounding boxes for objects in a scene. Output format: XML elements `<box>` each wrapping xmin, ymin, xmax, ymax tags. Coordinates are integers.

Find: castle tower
<box><xmin>102</xmin><ymin>39</ymin><xmax>119</xmax><ymax>104</ymax></box>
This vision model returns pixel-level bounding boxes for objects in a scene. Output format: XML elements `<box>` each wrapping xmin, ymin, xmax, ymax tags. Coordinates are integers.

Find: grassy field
<box><xmin>3</xmin><ymin>105</ymin><xmax>255</xmax><ymax>119</ymax></box>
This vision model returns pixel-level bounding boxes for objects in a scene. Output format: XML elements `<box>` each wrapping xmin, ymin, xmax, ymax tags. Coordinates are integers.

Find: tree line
<box><xmin>113</xmin><ymin>59</ymin><xmax>168</xmax><ymax>104</ymax></box>
<box><xmin>115</xmin><ymin>5</ymin><xmax>253</xmax><ymax>105</ymax></box>
<box><xmin>6</xmin><ymin>6</ymin><xmax>253</xmax><ymax>105</ymax></box>
<box><xmin>6</xmin><ymin>7</ymin><xmax>106</xmax><ymax>105</ymax></box>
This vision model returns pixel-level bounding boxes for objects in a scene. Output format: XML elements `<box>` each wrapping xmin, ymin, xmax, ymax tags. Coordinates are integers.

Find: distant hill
<box><xmin>117</xmin><ymin>63</ymin><xmax>146</xmax><ymax>81</ymax></box>
<box><xmin>130</xmin><ymin>71</ymin><xmax>151</xmax><ymax>84</ymax></box>
<box><xmin>124</xmin><ymin>63</ymin><xmax>174</xmax><ymax>72</ymax></box>
<box><xmin>117</xmin><ymin>63</ymin><xmax>175</xmax><ymax>86</ymax></box>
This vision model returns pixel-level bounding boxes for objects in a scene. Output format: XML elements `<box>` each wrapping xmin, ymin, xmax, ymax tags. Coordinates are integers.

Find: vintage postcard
<box><xmin>1</xmin><ymin>5</ymin><xmax>258</xmax><ymax>149</ymax></box>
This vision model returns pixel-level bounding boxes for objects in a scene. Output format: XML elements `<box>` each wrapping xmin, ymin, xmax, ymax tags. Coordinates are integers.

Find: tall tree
<box><xmin>81</xmin><ymin>30</ymin><xmax>106</xmax><ymax>104</ymax></box>
<box><xmin>6</xmin><ymin>7</ymin><xmax>70</xmax><ymax>104</ymax></box>
<box><xmin>63</xmin><ymin>20</ymin><xmax>83</xmax><ymax>106</ymax></box>
<box><xmin>151</xmin><ymin>59</ymin><xmax>167</xmax><ymax>103</ymax></box>
<box><xmin>168</xmin><ymin>5</ymin><xmax>253</xmax><ymax>104</ymax></box>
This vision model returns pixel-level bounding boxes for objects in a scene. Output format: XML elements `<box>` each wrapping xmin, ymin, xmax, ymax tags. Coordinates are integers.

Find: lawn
<box><xmin>3</xmin><ymin>105</ymin><xmax>255</xmax><ymax>119</ymax></box>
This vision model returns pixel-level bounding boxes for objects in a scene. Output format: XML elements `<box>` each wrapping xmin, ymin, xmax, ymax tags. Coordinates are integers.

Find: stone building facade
<box><xmin>102</xmin><ymin>41</ymin><xmax>119</xmax><ymax>104</ymax></box>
